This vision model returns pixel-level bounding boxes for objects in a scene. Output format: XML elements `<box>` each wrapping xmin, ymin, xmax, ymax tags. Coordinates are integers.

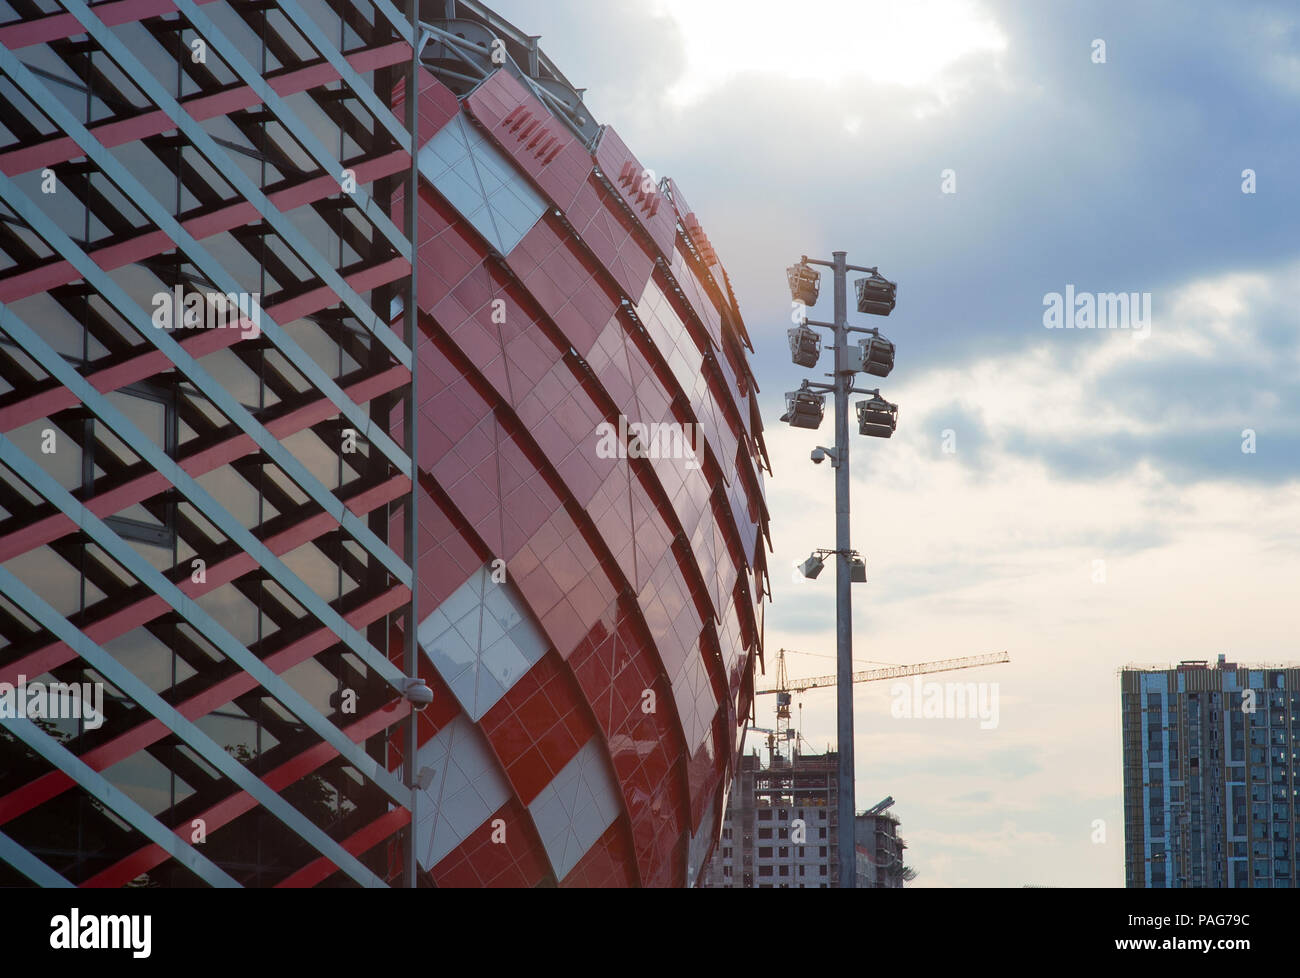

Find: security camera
<box><xmin>810</xmin><ymin>447</ymin><xmax>826</xmax><ymax>464</ymax></box>
<box><xmin>402</xmin><ymin>677</ymin><xmax>434</xmax><ymax>710</ymax></box>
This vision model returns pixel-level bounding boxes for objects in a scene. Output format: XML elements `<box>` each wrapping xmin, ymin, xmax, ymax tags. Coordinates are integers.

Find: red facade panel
<box><xmin>594</xmin><ymin>125</ymin><xmax>680</xmax><ymax>262</ymax></box>
<box><xmin>430</xmin><ymin>798</ymin><xmax>552</xmax><ymax>888</ymax></box>
<box><xmin>464</xmin><ymin>70</ymin><xmax>593</xmax><ymax>215</ymax></box>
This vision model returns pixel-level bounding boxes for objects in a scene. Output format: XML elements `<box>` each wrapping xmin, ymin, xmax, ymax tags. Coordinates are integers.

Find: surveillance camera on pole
<box><xmin>402</xmin><ymin>677</ymin><xmax>433</xmax><ymax>709</ymax></box>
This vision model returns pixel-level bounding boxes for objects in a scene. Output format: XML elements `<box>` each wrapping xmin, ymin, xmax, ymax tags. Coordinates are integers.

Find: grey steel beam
<box><xmin>831</xmin><ymin>251</ymin><xmax>856</xmax><ymax>890</ymax></box>
<box><xmin>366</xmin><ymin>0</ymin><xmax>416</xmax><ymax>42</ymax></box>
<box><xmin>0</xmin><ymin>319</ymin><xmax>412</xmax><ymax>808</ymax></box>
<box><xmin>403</xmin><ymin>0</ymin><xmax>423</xmax><ymax>891</ymax></box>
<box><xmin>0</xmin><ymin>830</ymin><xmax>75</xmax><ymax>888</ymax></box>
<box><xmin>272</xmin><ymin>0</ymin><xmax>412</xmax><ymax>149</ymax></box>
<box><xmin>0</xmin><ymin>566</ymin><xmax>389</xmax><ymax>888</ymax></box>
<box><xmin>51</xmin><ymin>1</ymin><xmax>414</xmax><ymax>374</ymax></box>
<box><xmin>2</xmin><ymin>716</ymin><xmax>241</xmax><ymax>888</ymax></box>
<box><xmin>0</xmin><ymin>153</ymin><xmax>410</xmax><ymax>590</ymax></box>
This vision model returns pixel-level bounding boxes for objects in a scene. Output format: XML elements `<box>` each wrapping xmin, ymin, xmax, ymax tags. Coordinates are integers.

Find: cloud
<box><xmin>652</xmin><ymin>0</ymin><xmax>1008</xmax><ymax>103</ymax></box>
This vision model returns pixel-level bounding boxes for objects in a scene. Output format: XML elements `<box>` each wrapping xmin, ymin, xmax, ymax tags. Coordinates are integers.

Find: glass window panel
<box><xmin>195</xmin><ymin>707</ymin><xmax>259</xmax><ymax>759</ymax></box>
<box><xmin>280</xmin><ymin>656</ymin><xmax>336</xmax><ymax>718</ymax></box>
<box><xmin>105</xmin><ymin>389</ymin><xmax>165</xmax><ymax>451</ymax></box>
<box><xmin>9</xmin><ymin>418</ymin><xmax>82</xmax><ymax>491</ymax></box>
<box><xmin>102</xmin><ymin>750</ymin><xmax>181</xmax><ymax>817</ymax></box>
<box><xmin>196</xmin><ymin>465</ymin><xmax>260</xmax><ymax>528</ymax></box>
<box><xmin>109</xmin><ymin>140</ymin><xmax>179</xmax><ymax>218</ymax></box>
<box><xmin>122</xmin><ymin>536</ymin><xmax>173</xmax><ymax>571</ymax></box>
<box><xmin>280</xmin><ymin>428</ymin><xmax>340</xmax><ymax>492</ymax></box>
<box><xmin>176</xmin><ymin>622</ymin><xmax>226</xmax><ymax>666</ymax></box>
<box><xmin>199</xmin><ymin>348</ymin><xmax>260</xmax><ymax>409</ymax></box>
<box><xmin>107</xmin><ymin>261</ymin><xmax>166</xmax><ymax>322</ymax></box>
<box><xmin>195</xmin><ymin>582</ymin><xmax>260</xmax><ymax>647</ymax></box>
<box><xmin>281</xmin><ymin>537</ymin><xmax>341</xmax><ymax>603</ymax></box>
<box><xmin>104</xmin><ymin>627</ymin><xmax>192</xmax><ymax>694</ymax></box>
<box><xmin>1</xmin><ymin>545</ymin><xmax>80</xmax><ymax>617</ymax></box>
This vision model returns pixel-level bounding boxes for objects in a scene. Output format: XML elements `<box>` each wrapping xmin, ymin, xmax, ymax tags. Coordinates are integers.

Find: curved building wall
<box><xmin>397</xmin><ymin>50</ymin><xmax>770</xmax><ymax>886</ymax></box>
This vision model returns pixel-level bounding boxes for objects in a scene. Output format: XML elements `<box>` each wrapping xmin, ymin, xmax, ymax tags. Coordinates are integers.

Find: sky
<box><xmin>481</xmin><ymin>0</ymin><xmax>1300</xmax><ymax>886</ymax></box>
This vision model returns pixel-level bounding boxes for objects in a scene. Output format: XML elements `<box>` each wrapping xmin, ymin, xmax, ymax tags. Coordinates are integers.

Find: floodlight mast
<box><xmin>790</xmin><ymin>251</ymin><xmax>895</xmax><ymax>888</ymax></box>
<box><xmin>830</xmin><ymin>251</ymin><xmax>855</xmax><ymax>891</ymax></box>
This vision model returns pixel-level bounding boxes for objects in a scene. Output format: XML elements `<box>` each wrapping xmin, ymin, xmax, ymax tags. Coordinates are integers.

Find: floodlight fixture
<box><xmin>799</xmin><ymin>554</ymin><xmax>825</xmax><ymax>579</ymax></box>
<box><xmin>856</xmin><ymin>395</ymin><xmax>899</xmax><ymax>439</ymax></box>
<box><xmin>788</xmin><ymin>323</ymin><xmax>822</xmax><ymax>367</ymax></box>
<box><xmin>781</xmin><ymin>386</ymin><xmax>826</xmax><ymax>430</ymax></box>
<box><xmin>855</xmin><ymin>271</ymin><xmax>897</xmax><ymax>316</ymax></box>
<box><xmin>856</xmin><ymin>331</ymin><xmax>895</xmax><ymax>378</ymax></box>
<box><xmin>787</xmin><ymin>261</ymin><xmax>821</xmax><ymax>306</ymax></box>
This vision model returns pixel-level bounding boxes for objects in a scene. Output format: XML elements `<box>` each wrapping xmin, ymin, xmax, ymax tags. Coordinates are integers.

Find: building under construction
<box><xmin>700</xmin><ymin>747</ymin><xmax>914</xmax><ymax>888</ymax></box>
<box><xmin>856</xmin><ymin>798</ymin><xmax>914</xmax><ymax>888</ymax></box>
<box><xmin>698</xmin><ymin>647</ymin><xmax>1003</xmax><ymax>887</ymax></box>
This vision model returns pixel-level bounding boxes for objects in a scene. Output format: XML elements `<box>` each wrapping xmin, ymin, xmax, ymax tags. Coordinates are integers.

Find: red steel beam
<box><xmin>0</xmin><ymin>585</ymin><xmax>409</xmax><ymax>827</ymax></box>
<box><xmin>0</xmin><ymin>365</ymin><xmax>410</xmax><ymax>564</ymax></box>
<box><xmin>0</xmin><ymin>470</ymin><xmax>411</xmax><ymax>688</ymax></box>
<box><xmin>79</xmin><ymin>701</ymin><xmax>410</xmax><ymax>888</ymax></box>
<box><xmin>274</xmin><ymin>807</ymin><xmax>411</xmax><ymax>888</ymax></box>
<box><xmin>0</xmin><ymin>161</ymin><xmax>411</xmax><ymax>304</ymax></box>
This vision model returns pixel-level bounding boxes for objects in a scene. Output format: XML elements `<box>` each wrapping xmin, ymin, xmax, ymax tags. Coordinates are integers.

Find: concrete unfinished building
<box><xmin>702</xmin><ymin>748</ymin><xmax>912</xmax><ymax>888</ymax></box>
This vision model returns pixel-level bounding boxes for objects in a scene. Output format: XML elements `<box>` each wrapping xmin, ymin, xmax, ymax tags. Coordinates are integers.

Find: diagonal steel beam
<box><xmin>0</xmin><ymin>567</ymin><xmax>390</xmax><ymax>888</ymax></box>
<box><xmin>0</xmin><ymin>829</ymin><xmax>75</xmax><ymax>887</ymax></box>
<box><xmin>0</xmin><ymin>29</ymin><xmax>414</xmax><ymax>456</ymax></box>
<box><xmin>2</xmin><ymin>716</ymin><xmax>241</xmax><ymax>888</ymax></box>
<box><xmin>0</xmin><ymin>323</ymin><xmax>412</xmax><ymax>799</ymax></box>
<box><xmin>0</xmin><ymin>161</ymin><xmax>411</xmax><ymax>590</ymax></box>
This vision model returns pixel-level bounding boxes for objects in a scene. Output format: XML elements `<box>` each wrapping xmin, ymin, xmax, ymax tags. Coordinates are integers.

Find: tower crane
<box><xmin>750</xmin><ymin>649</ymin><xmax>1010</xmax><ymax>761</ymax></box>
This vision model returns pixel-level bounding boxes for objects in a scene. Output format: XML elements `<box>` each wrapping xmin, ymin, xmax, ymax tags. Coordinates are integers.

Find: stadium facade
<box><xmin>0</xmin><ymin>0</ymin><xmax>769</xmax><ymax>887</ymax></box>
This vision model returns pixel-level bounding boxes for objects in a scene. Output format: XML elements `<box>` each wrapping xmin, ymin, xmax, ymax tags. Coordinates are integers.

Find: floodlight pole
<box><xmin>830</xmin><ymin>251</ymin><xmax>855</xmax><ymax>889</ymax></box>
<box><xmin>802</xmin><ymin>250</ymin><xmax>857</xmax><ymax>887</ymax></box>
<box><xmin>797</xmin><ymin>251</ymin><xmax>894</xmax><ymax>887</ymax></box>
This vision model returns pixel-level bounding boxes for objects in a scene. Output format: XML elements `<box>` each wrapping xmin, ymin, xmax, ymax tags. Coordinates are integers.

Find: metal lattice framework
<box><xmin>0</xmin><ymin>0</ymin><xmax>421</xmax><ymax>887</ymax></box>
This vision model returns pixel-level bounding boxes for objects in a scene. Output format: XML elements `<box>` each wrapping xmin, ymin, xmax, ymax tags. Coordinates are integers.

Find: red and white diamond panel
<box><xmin>395</xmin><ymin>64</ymin><xmax>769</xmax><ymax>887</ymax></box>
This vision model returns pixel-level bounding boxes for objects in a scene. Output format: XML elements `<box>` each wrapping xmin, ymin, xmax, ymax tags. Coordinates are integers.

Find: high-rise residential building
<box><xmin>1122</xmin><ymin>656</ymin><xmax>1299</xmax><ymax>888</ymax></box>
<box><xmin>701</xmin><ymin>748</ymin><xmax>911</xmax><ymax>888</ymax></box>
<box><xmin>0</xmin><ymin>0</ymin><xmax>768</xmax><ymax>887</ymax></box>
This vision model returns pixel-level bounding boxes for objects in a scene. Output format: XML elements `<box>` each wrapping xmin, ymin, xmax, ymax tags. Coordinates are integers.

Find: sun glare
<box><xmin>654</xmin><ymin>0</ymin><xmax>1007</xmax><ymax>103</ymax></box>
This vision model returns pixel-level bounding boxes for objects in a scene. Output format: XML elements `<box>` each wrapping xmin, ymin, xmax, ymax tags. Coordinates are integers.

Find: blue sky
<box><xmin>483</xmin><ymin>0</ymin><xmax>1300</xmax><ymax>886</ymax></box>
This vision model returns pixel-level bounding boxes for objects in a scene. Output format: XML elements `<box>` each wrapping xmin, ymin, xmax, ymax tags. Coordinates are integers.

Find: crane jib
<box><xmin>755</xmin><ymin>649</ymin><xmax>1011</xmax><ymax>695</ymax></box>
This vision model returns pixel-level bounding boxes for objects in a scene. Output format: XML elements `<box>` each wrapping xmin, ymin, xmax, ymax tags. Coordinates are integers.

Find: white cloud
<box><xmin>651</xmin><ymin>0</ymin><xmax>1007</xmax><ymax>104</ymax></box>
